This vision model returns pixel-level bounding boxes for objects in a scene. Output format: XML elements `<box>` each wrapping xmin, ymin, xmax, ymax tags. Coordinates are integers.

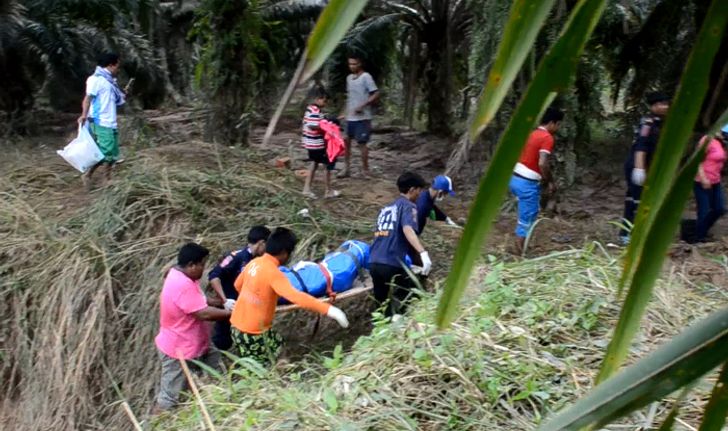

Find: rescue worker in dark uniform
<box><xmin>620</xmin><ymin>92</ymin><xmax>671</xmax><ymax>244</ymax></box>
<box><xmin>208</xmin><ymin>225</ymin><xmax>270</xmax><ymax>350</ymax></box>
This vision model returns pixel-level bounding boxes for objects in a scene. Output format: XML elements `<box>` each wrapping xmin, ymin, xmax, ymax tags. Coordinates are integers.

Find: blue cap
<box><xmin>432</xmin><ymin>175</ymin><xmax>455</xmax><ymax>196</ymax></box>
<box><xmin>721</xmin><ymin>124</ymin><xmax>728</xmax><ymax>134</ymax></box>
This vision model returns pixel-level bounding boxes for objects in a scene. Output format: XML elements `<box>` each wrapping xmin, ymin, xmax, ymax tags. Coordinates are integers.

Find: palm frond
<box><xmin>262</xmin><ymin>0</ymin><xmax>327</xmax><ymax>21</ymax></box>
<box><xmin>340</xmin><ymin>13</ymin><xmax>402</xmax><ymax>52</ymax></box>
<box><xmin>324</xmin><ymin>12</ymin><xmax>400</xmax><ymax>95</ymax></box>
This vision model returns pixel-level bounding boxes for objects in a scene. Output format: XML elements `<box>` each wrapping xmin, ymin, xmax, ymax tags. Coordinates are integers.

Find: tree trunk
<box><xmin>403</xmin><ymin>32</ymin><xmax>420</xmax><ymax>129</ymax></box>
<box><xmin>422</xmin><ymin>0</ymin><xmax>452</xmax><ymax>136</ymax></box>
<box><xmin>207</xmin><ymin>89</ymin><xmax>249</xmax><ymax>145</ymax></box>
<box><xmin>197</xmin><ymin>0</ymin><xmax>258</xmax><ymax>146</ymax></box>
<box><xmin>702</xmin><ymin>65</ymin><xmax>727</xmax><ymax>128</ymax></box>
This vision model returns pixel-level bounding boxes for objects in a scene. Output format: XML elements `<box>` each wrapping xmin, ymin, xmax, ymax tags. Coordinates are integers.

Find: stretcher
<box><xmin>276</xmin><ymin>279</ymin><xmax>373</xmax><ymax>313</ymax></box>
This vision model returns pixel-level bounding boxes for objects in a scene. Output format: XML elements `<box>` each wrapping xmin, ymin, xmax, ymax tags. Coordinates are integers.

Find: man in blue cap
<box><xmin>415</xmin><ymin>174</ymin><xmax>460</xmax><ymax>235</ymax></box>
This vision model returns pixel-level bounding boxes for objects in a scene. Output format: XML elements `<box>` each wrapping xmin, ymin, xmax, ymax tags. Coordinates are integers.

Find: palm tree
<box><xmin>0</xmin><ymin>0</ymin><xmax>166</xmax><ymax>114</ymax></box>
<box><xmin>0</xmin><ymin>0</ymin><xmax>34</xmax><ymax>114</ymax></box>
<box><xmin>368</xmin><ymin>0</ymin><xmax>473</xmax><ymax>135</ymax></box>
<box><xmin>192</xmin><ymin>0</ymin><xmax>336</xmax><ymax>144</ymax></box>
<box><xmin>318</xmin><ymin>1</ymin><xmax>473</xmax><ymax>135</ymax></box>
<box><xmin>446</xmin><ymin>0</ymin><xmax>728</xmax><ymax>174</ymax></box>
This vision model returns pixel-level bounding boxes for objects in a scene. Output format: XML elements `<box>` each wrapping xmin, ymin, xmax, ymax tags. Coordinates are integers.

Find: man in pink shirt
<box><xmin>154</xmin><ymin>242</ymin><xmax>231</xmax><ymax>411</ymax></box>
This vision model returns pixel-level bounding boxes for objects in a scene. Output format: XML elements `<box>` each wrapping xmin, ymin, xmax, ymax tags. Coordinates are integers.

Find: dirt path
<box><xmin>10</xmin><ymin>108</ymin><xmax>728</xmax><ymax>295</ymax></box>
<box><xmin>247</xmin><ymin>111</ymin><xmax>728</xmax><ymax>293</ymax></box>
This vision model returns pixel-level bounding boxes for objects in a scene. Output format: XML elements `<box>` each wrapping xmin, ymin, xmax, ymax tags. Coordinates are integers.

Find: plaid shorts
<box><xmin>233</xmin><ymin>330</ymin><xmax>283</xmax><ymax>367</ymax></box>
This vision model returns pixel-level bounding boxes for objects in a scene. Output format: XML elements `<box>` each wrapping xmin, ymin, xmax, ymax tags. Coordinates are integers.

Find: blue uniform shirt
<box><xmin>208</xmin><ymin>247</ymin><xmax>254</xmax><ymax>299</ymax></box>
<box><xmin>626</xmin><ymin>115</ymin><xmax>663</xmax><ymax>172</ymax></box>
<box><xmin>415</xmin><ymin>190</ymin><xmax>448</xmax><ymax>234</ymax></box>
<box><xmin>370</xmin><ymin>196</ymin><xmax>419</xmax><ymax>267</ymax></box>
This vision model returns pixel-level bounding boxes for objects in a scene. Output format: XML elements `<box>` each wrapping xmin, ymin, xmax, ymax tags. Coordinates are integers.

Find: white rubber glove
<box><xmin>420</xmin><ymin>251</ymin><xmax>432</xmax><ymax>276</ymax></box>
<box><xmin>224</xmin><ymin>299</ymin><xmax>236</xmax><ymax>311</ymax></box>
<box><xmin>327</xmin><ymin>306</ymin><xmax>349</xmax><ymax>328</ymax></box>
<box><xmin>631</xmin><ymin>168</ymin><xmax>646</xmax><ymax>186</ymax></box>
<box><xmin>445</xmin><ymin>217</ymin><xmax>459</xmax><ymax>227</ymax></box>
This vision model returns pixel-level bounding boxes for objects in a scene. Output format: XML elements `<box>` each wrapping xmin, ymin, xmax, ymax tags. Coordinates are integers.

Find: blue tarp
<box><xmin>279</xmin><ymin>240</ymin><xmax>370</xmax><ymax>303</ymax></box>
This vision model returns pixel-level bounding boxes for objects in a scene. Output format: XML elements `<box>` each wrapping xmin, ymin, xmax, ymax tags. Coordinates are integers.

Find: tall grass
<box><xmin>0</xmin><ymin>143</ymin><xmax>371</xmax><ymax>429</ymax></box>
<box><xmin>153</xmin><ymin>246</ymin><xmax>726</xmax><ymax>430</ymax></box>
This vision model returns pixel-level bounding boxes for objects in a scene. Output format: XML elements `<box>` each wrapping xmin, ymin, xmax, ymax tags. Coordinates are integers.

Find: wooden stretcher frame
<box><xmin>275</xmin><ymin>283</ymin><xmax>373</xmax><ymax>314</ymax></box>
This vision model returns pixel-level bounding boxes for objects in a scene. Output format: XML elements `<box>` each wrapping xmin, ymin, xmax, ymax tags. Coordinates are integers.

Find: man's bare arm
<box><xmin>403</xmin><ymin>225</ymin><xmax>425</xmax><ymax>253</ymax></box>
<box><xmin>78</xmin><ymin>95</ymin><xmax>91</xmax><ymax>124</ymax></box>
<box><xmin>192</xmin><ymin>306</ymin><xmax>230</xmax><ymax>321</ymax></box>
<box><xmin>209</xmin><ymin>278</ymin><xmax>227</xmax><ymax>302</ymax></box>
<box><xmin>538</xmin><ymin>152</ymin><xmax>551</xmax><ymax>183</ymax></box>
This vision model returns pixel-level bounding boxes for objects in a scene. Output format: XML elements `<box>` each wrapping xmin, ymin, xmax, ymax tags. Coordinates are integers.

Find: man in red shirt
<box><xmin>509</xmin><ymin>107</ymin><xmax>564</xmax><ymax>254</ymax></box>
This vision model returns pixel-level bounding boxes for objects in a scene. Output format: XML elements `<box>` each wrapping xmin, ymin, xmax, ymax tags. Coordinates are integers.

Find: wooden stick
<box><xmin>120</xmin><ymin>401</ymin><xmax>143</xmax><ymax>431</ymax></box>
<box><xmin>276</xmin><ymin>285</ymin><xmax>373</xmax><ymax>314</ymax></box>
<box><xmin>179</xmin><ymin>356</ymin><xmax>217</xmax><ymax>431</ymax></box>
<box><xmin>262</xmin><ymin>48</ymin><xmax>307</xmax><ymax>147</ymax></box>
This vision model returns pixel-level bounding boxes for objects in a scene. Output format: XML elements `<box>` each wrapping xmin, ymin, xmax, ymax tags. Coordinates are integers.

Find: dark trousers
<box><xmin>370</xmin><ymin>263</ymin><xmax>416</xmax><ymax>317</ymax></box>
<box><xmin>212</xmin><ymin>287</ymin><xmax>238</xmax><ymax>350</ymax></box>
<box><xmin>694</xmin><ymin>182</ymin><xmax>725</xmax><ymax>240</ymax></box>
<box><xmin>212</xmin><ymin>320</ymin><xmax>233</xmax><ymax>351</ymax></box>
<box><xmin>621</xmin><ymin>176</ymin><xmax>643</xmax><ymax>237</ymax></box>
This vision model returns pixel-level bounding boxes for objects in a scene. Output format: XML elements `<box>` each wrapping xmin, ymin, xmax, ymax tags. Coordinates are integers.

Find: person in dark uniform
<box><xmin>620</xmin><ymin>92</ymin><xmax>671</xmax><ymax>245</ymax></box>
<box><xmin>369</xmin><ymin>172</ymin><xmax>431</xmax><ymax>317</ymax></box>
<box><xmin>406</xmin><ymin>174</ymin><xmax>460</xmax><ymax>267</ymax></box>
<box><xmin>208</xmin><ymin>225</ymin><xmax>271</xmax><ymax>350</ymax></box>
<box><xmin>415</xmin><ymin>175</ymin><xmax>459</xmax><ymax>235</ymax></box>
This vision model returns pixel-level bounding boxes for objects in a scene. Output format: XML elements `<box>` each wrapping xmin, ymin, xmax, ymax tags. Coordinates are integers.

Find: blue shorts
<box><xmin>509</xmin><ymin>175</ymin><xmax>541</xmax><ymax>238</ymax></box>
<box><xmin>346</xmin><ymin>120</ymin><xmax>372</xmax><ymax>144</ymax></box>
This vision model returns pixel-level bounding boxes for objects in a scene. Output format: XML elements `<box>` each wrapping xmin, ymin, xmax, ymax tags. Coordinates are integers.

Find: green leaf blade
<box><xmin>656</xmin><ymin>385</ymin><xmax>695</xmax><ymax>431</ymax></box>
<box><xmin>537</xmin><ymin>307</ymin><xmax>728</xmax><ymax>431</ymax></box>
<box><xmin>301</xmin><ymin>0</ymin><xmax>369</xmax><ymax>82</ymax></box>
<box><xmin>436</xmin><ymin>0</ymin><xmax>608</xmax><ymax>329</ymax></box>
<box><xmin>263</xmin><ymin>0</ymin><xmax>369</xmax><ymax>146</ymax></box>
<box><xmin>698</xmin><ymin>362</ymin><xmax>728</xmax><ymax>431</ymax></box>
<box><xmin>602</xmin><ymin>0</ymin><xmax>728</xmax><ymax>381</ymax></box>
<box><xmin>619</xmin><ymin>0</ymin><xmax>728</xmax><ymax>296</ymax></box>
<box><xmin>597</xmin><ymin>153</ymin><xmax>703</xmax><ymax>383</ymax></box>
<box><xmin>469</xmin><ymin>0</ymin><xmax>558</xmax><ymax>141</ymax></box>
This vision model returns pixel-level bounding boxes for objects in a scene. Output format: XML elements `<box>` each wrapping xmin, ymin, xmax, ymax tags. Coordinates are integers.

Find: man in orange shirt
<box><xmin>231</xmin><ymin>227</ymin><xmax>349</xmax><ymax>365</ymax></box>
<box><xmin>509</xmin><ymin>107</ymin><xmax>564</xmax><ymax>254</ymax></box>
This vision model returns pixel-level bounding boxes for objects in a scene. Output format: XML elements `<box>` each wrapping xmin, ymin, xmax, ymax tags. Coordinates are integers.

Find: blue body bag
<box><xmin>279</xmin><ymin>240</ymin><xmax>370</xmax><ymax>303</ymax></box>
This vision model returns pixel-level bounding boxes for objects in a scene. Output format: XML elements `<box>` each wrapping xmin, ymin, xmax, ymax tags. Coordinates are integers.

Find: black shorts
<box><xmin>308</xmin><ymin>149</ymin><xmax>336</xmax><ymax>170</ymax></box>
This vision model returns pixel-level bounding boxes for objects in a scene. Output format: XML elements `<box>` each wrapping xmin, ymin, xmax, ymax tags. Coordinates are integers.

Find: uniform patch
<box><xmin>640</xmin><ymin>124</ymin><xmax>651</xmax><ymax>137</ymax></box>
<box><xmin>220</xmin><ymin>255</ymin><xmax>233</xmax><ymax>268</ymax></box>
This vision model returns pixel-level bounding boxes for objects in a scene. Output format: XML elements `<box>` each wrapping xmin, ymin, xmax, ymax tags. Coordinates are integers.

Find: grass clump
<box><xmin>0</xmin><ymin>142</ymin><xmax>374</xmax><ymax>430</ymax></box>
<box><xmin>153</xmin><ymin>246</ymin><xmax>724</xmax><ymax>430</ymax></box>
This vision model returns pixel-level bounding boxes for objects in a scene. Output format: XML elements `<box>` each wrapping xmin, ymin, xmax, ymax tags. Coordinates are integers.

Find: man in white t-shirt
<box><xmin>338</xmin><ymin>56</ymin><xmax>379</xmax><ymax>179</ymax></box>
<box><xmin>77</xmin><ymin>52</ymin><xmax>126</xmax><ymax>188</ymax></box>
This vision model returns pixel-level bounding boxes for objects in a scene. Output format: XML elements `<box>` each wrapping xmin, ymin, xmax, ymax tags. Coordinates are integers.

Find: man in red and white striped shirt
<box><xmin>302</xmin><ymin>88</ymin><xmax>339</xmax><ymax>199</ymax></box>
